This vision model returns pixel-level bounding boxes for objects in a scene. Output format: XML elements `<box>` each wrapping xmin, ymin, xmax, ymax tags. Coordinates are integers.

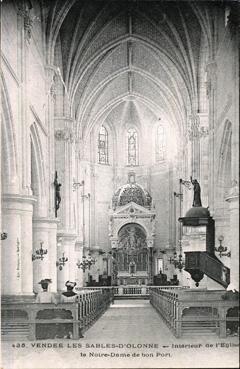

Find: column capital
<box><xmin>17</xmin><ymin>3</ymin><xmax>34</xmax><ymax>44</ymax></box>
<box><xmin>54</xmin><ymin>127</ymin><xmax>75</xmax><ymax>143</ymax></box>
<box><xmin>187</xmin><ymin>114</ymin><xmax>200</xmax><ymax>141</ymax></box>
<box><xmin>187</xmin><ymin>113</ymin><xmax>209</xmax><ymax>141</ymax></box>
<box><xmin>54</xmin><ymin>117</ymin><xmax>75</xmax><ymax>143</ymax></box>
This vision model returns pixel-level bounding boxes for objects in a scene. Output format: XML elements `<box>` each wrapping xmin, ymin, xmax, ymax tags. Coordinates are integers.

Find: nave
<box><xmin>2</xmin><ymin>299</ymin><xmax>239</xmax><ymax>369</ymax></box>
<box><xmin>1</xmin><ymin>1</ymin><xmax>239</xmax><ymax>368</ymax></box>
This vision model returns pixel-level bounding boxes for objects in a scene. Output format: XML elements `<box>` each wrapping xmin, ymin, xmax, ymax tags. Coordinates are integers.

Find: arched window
<box><xmin>156</xmin><ymin>124</ymin><xmax>166</xmax><ymax>161</ymax></box>
<box><xmin>98</xmin><ymin>125</ymin><xmax>108</xmax><ymax>164</ymax></box>
<box><xmin>127</xmin><ymin>128</ymin><xmax>138</xmax><ymax>166</ymax></box>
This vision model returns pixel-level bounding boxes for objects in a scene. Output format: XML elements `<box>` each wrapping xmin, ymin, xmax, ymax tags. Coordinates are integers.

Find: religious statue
<box><xmin>108</xmin><ymin>216</ymin><xmax>113</xmax><ymax>237</ymax></box>
<box><xmin>190</xmin><ymin>176</ymin><xmax>202</xmax><ymax>207</ymax></box>
<box><xmin>127</xmin><ymin>226</ymin><xmax>137</xmax><ymax>249</ymax></box>
<box><xmin>54</xmin><ymin>171</ymin><xmax>62</xmax><ymax>217</ymax></box>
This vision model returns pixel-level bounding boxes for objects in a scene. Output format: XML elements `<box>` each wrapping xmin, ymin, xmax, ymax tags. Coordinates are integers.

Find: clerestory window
<box><xmin>98</xmin><ymin>125</ymin><xmax>109</xmax><ymax>164</ymax></box>
<box><xmin>127</xmin><ymin>128</ymin><xmax>138</xmax><ymax>166</ymax></box>
<box><xmin>156</xmin><ymin>124</ymin><xmax>166</xmax><ymax>162</ymax></box>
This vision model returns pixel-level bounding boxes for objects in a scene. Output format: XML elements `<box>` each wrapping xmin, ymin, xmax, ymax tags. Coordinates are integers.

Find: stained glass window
<box><xmin>156</xmin><ymin>124</ymin><xmax>166</xmax><ymax>161</ymax></box>
<box><xmin>127</xmin><ymin>128</ymin><xmax>138</xmax><ymax>166</ymax></box>
<box><xmin>98</xmin><ymin>125</ymin><xmax>108</xmax><ymax>164</ymax></box>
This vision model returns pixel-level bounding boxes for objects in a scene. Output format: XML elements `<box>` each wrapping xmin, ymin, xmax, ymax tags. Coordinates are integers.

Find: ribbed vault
<box><xmin>43</xmin><ymin>0</ymin><xmax>214</xmax><ymax>141</ymax></box>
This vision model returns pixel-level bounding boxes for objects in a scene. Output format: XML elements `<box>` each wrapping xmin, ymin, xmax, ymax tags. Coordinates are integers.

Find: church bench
<box><xmin>149</xmin><ymin>288</ymin><xmax>239</xmax><ymax>338</ymax></box>
<box><xmin>1</xmin><ymin>290</ymin><xmax>113</xmax><ymax>341</ymax></box>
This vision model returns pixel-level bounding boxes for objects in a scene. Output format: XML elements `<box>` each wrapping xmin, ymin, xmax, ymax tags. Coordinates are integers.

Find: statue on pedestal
<box><xmin>190</xmin><ymin>176</ymin><xmax>202</xmax><ymax>207</ymax></box>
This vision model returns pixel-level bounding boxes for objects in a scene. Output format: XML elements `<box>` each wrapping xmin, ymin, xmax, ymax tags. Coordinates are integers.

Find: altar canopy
<box><xmin>109</xmin><ymin>174</ymin><xmax>156</xmax><ymax>285</ymax></box>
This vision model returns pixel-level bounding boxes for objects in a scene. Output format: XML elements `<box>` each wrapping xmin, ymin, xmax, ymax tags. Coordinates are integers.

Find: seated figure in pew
<box><xmin>35</xmin><ymin>279</ymin><xmax>57</xmax><ymax>304</ymax></box>
<box><xmin>57</xmin><ymin>281</ymin><xmax>84</xmax><ymax>339</ymax></box>
<box><xmin>170</xmin><ymin>274</ymin><xmax>179</xmax><ymax>286</ymax></box>
<box><xmin>60</xmin><ymin>281</ymin><xmax>78</xmax><ymax>302</ymax></box>
<box><xmin>35</xmin><ymin>279</ymin><xmax>59</xmax><ymax>339</ymax></box>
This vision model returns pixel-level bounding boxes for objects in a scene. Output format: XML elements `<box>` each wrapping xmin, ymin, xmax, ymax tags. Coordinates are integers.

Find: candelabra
<box><xmin>56</xmin><ymin>252</ymin><xmax>68</xmax><ymax>270</ymax></box>
<box><xmin>169</xmin><ymin>252</ymin><xmax>185</xmax><ymax>271</ymax></box>
<box><xmin>73</xmin><ymin>179</ymin><xmax>84</xmax><ymax>192</ymax></box>
<box><xmin>171</xmin><ymin>178</ymin><xmax>189</xmax><ymax>272</ymax></box>
<box><xmin>32</xmin><ymin>241</ymin><xmax>48</xmax><ymax>261</ymax></box>
<box><xmin>215</xmin><ymin>235</ymin><xmax>231</xmax><ymax>258</ymax></box>
<box><xmin>76</xmin><ymin>253</ymin><xmax>95</xmax><ymax>272</ymax></box>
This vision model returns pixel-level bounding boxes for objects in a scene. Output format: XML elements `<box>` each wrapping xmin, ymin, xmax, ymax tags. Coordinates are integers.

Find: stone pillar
<box><xmin>56</xmin><ymin>233</ymin><xmax>77</xmax><ymax>291</ymax></box>
<box><xmin>2</xmin><ymin>194</ymin><xmax>36</xmax><ymax>295</ymax></box>
<box><xmin>206</xmin><ymin>61</ymin><xmax>217</xmax><ymax>212</ymax></box>
<box><xmin>75</xmin><ymin>242</ymin><xmax>84</xmax><ymax>287</ymax></box>
<box><xmin>45</xmin><ymin>65</ymin><xmax>57</xmax><ymax>219</ymax></box>
<box><xmin>188</xmin><ymin>114</ymin><xmax>201</xmax><ymax>180</ymax></box>
<box><xmin>147</xmin><ymin>240</ymin><xmax>153</xmax><ymax>284</ymax></box>
<box><xmin>198</xmin><ymin>113</ymin><xmax>209</xmax><ymax>206</ymax></box>
<box><xmin>32</xmin><ymin>217</ymin><xmax>59</xmax><ymax>293</ymax></box>
<box><xmin>188</xmin><ymin>113</ymin><xmax>209</xmax><ymax>207</ymax></box>
<box><xmin>225</xmin><ymin>182</ymin><xmax>239</xmax><ymax>290</ymax></box>
<box><xmin>54</xmin><ymin>117</ymin><xmax>75</xmax><ymax>229</ymax></box>
<box><xmin>17</xmin><ymin>4</ymin><xmax>33</xmax><ymax>196</ymax></box>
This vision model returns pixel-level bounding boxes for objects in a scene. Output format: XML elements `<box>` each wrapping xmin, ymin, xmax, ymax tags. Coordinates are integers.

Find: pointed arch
<box><xmin>217</xmin><ymin>120</ymin><xmax>232</xmax><ymax>199</ymax></box>
<box><xmin>1</xmin><ymin>73</ymin><xmax>18</xmax><ymax>192</ymax></box>
<box><xmin>30</xmin><ymin>123</ymin><xmax>46</xmax><ymax>202</ymax></box>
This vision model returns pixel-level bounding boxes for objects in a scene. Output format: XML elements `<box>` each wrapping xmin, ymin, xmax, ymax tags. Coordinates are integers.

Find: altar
<box><xmin>109</xmin><ymin>173</ymin><xmax>156</xmax><ymax>285</ymax></box>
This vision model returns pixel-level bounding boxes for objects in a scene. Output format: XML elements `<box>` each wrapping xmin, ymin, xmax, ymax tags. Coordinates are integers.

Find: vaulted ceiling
<box><xmin>43</xmin><ymin>0</ymin><xmax>215</xmax><ymax>140</ymax></box>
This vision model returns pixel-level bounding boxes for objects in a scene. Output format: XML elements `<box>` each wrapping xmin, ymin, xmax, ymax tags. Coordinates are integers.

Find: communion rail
<box><xmin>149</xmin><ymin>288</ymin><xmax>239</xmax><ymax>338</ymax></box>
<box><xmin>1</xmin><ymin>289</ymin><xmax>113</xmax><ymax>341</ymax></box>
<box><xmin>76</xmin><ymin>285</ymin><xmax>188</xmax><ymax>298</ymax></box>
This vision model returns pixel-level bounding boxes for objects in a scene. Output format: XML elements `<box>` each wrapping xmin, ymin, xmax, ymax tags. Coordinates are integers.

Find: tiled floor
<box><xmin>1</xmin><ymin>300</ymin><xmax>239</xmax><ymax>369</ymax></box>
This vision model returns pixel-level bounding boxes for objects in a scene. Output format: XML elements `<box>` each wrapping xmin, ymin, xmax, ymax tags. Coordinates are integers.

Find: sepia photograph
<box><xmin>0</xmin><ymin>0</ymin><xmax>239</xmax><ymax>368</ymax></box>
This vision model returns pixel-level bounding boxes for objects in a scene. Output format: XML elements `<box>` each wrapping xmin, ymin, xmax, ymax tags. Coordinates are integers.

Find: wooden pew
<box><xmin>1</xmin><ymin>289</ymin><xmax>113</xmax><ymax>341</ymax></box>
<box><xmin>149</xmin><ymin>288</ymin><xmax>239</xmax><ymax>338</ymax></box>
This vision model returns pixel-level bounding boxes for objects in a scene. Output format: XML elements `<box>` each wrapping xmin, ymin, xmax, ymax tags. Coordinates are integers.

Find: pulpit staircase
<box><xmin>185</xmin><ymin>251</ymin><xmax>230</xmax><ymax>288</ymax></box>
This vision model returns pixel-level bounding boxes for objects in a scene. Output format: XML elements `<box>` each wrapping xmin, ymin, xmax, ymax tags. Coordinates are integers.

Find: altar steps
<box><xmin>114</xmin><ymin>295</ymin><xmax>149</xmax><ymax>300</ymax></box>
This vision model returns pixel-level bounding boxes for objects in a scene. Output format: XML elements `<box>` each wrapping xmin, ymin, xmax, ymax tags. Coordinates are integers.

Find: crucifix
<box><xmin>54</xmin><ymin>171</ymin><xmax>62</xmax><ymax>217</ymax></box>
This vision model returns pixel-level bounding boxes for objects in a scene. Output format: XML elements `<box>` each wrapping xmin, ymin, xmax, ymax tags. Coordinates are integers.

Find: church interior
<box><xmin>0</xmin><ymin>0</ymin><xmax>239</xmax><ymax>358</ymax></box>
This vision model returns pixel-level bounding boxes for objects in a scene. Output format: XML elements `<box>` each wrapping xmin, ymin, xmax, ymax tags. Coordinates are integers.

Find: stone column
<box><xmin>225</xmin><ymin>182</ymin><xmax>239</xmax><ymax>290</ymax></box>
<box><xmin>206</xmin><ymin>61</ymin><xmax>217</xmax><ymax>212</ymax></box>
<box><xmin>147</xmin><ymin>240</ymin><xmax>153</xmax><ymax>284</ymax></box>
<box><xmin>2</xmin><ymin>194</ymin><xmax>36</xmax><ymax>295</ymax></box>
<box><xmin>17</xmin><ymin>4</ymin><xmax>33</xmax><ymax>196</ymax></box>
<box><xmin>32</xmin><ymin>217</ymin><xmax>59</xmax><ymax>293</ymax></box>
<box><xmin>45</xmin><ymin>65</ymin><xmax>57</xmax><ymax>219</ymax></box>
<box><xmin>54</xmin><ymin>117</ymin><xmax>75</xmax><ymax>228</ymax></box>
<box><xmin>198</xmin><ymin>113</ymin><xmax>209</xmax><ymax>206</ymax></box>
<box><xmin>188</xmin><ymin>114</ymin><xmax>201</xmax><ymax>180</ymax></box>
<box><xmin>75</xmin><ymin>241</ymin><xmax>84</xmax><ymax>287</ymax></box>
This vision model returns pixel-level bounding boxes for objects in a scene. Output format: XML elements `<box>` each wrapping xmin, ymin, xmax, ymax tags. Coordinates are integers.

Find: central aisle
<box><xmin>84</xmin><ymin>299</ymin><xmax>173</xmax><ymax>343</ymax></box>
<box><xmin>1</xmin><ymin>299</ymin><xmax>239</xmax><ymax>369</ymax></box>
